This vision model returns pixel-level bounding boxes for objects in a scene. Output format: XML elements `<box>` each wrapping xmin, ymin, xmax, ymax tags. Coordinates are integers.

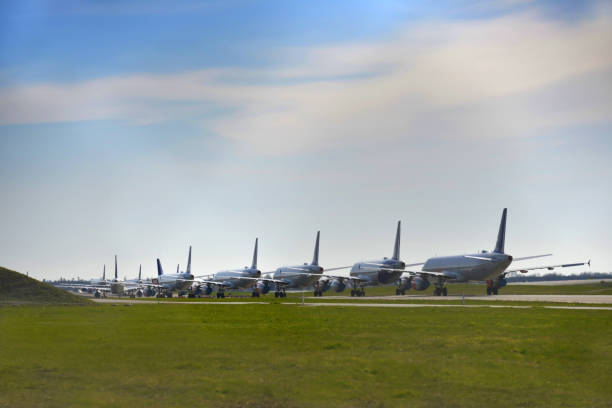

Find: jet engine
<box><xmin>497</xmin><ymin>277</ymin><xmax>508</xmax><ymax>288</ymax></box>
<box><xmin>397</xmin><ymin>276</ymin><xmax>412</xmax><ymax>291</ymax></box>
<box><xmin>328</xmin><ymin>278</ymin><xmax>346</xmax><ymax>293</ymax></box>
<box><xmin>411</xmin><ymin>276</ymin><xmax>430</xmax><ymax>291</ymax></box>
<box><xmin>144</xmin><ymin>287</ymin><xmax>156</xmax><ymax>297</ymax></box>
<box><xmin>256</xmin><ymin>280</ymin><xmax>272</xmax><ymax>295</ymax></box>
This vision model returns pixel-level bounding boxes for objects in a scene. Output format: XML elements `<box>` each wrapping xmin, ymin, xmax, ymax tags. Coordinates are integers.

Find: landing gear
<box><xmin>433</xmin><ymin>281</ymin><xmax>447</xmax><ymax>296</ymax></box>
<box><xmin>274</xmin><ymin>290</ymin><xmax>286</xmax><ymax>298</ymax></box>
<box><xmin>486</xmin><ymin>280</ymin><xmax>499</xmax><ymax>295</ymax></box>
<box><xmin>313</xmin><ymin>289</ymin><xmax>323</xmax><ymax>297</ymax></box>
<box><xmin>350</xmin><ymin>288</ymin><xmax>365</xmax><ymax>297</ymax></box>
<box><xmin>395</xmin><ymin>288</ymin><xmax>406</xmax><ymax>295</ymax></box>
<box><xmin>251</xmin><ymin>291</ymin><xmax>260</xmax><ymax>297</ymax></box>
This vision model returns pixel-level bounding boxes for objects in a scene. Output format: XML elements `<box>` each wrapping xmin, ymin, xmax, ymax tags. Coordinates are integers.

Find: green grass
<box><xmin>1</xmin><ymin>304</ymin><xmax>611</xmax><ymax>407</ymax></box>
<box><xmin>323</xmin><ymin>282</ymin><xmax>612</xmax><ymax>297</ymax></box>
<box><xmin>0</xmin><ymin>267</ymin><xmax>90</xmax><ymax>305</ymax></box>
<box><xmin>124</xmin><ymin>281</ymin><xmax>612</xmax><ymax>303</ymax></box>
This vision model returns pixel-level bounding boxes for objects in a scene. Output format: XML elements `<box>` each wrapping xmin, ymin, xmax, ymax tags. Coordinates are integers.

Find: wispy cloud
<box><xmin>1</xmin><ymin>8</ymin><xmax>611</xmax><ymax>154</ymax></box>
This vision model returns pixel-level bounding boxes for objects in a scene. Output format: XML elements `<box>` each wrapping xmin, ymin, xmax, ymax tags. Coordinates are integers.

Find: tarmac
<box><xmin>509</xmin><ymin>279</ymin><xmax>612</xmax><ymax>286</ymax></box>
<box><xmin>313</xmin><ymin>294</ymin><xmax>612</xmax><ymax>304</ymax></box>
<box><xmin>92</xmin><ymin>295</ymin><xmax>612</xmax><ymax>310</ymax></box>
<box><xmin>92</xmin><ymin>299</ymin><xmax>267</xmax><ymax>305</ymax></box>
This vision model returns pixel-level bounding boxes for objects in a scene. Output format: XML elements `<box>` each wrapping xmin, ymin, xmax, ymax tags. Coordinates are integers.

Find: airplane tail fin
<box><xmin>138</xmin><ymin>265</ymin><xmax>141</xmax><ymax>281</ymax></box>
<box><xmin>251</xmin><ymin>238</ymin><xmax>258</xmax><ymax>269</ymax></box>
<box><xmin>157</xmin><ymin>259</ymin><xmax>164</xmax><ymax>276</ymax></box>
<box><xmin>494</xmin><ymin>208</ymin><xmax>507</xmax><ymax>254</ymax></box>
<box><xmin>177</xmin><ymin>264</ymin><xmax>179</xmax><ymax>274</ymax></box>
<box><xmin>186</xmin><ymin>246</ymin><xmax>192</xmax><ymax>275</ymax></box>
<box><xmin>103</xmin><ymin>265</ymin><xmax>106</xmax><ymax>281</ymax></box>
<box><xmin>392</xmin><ymin>221</ymin><xmax>401</xmax><ymax>260</ymax></box>
<box><xmin>114</xmin><ymin>255</ymin><xmax>118</xmax><ymax>279</ymax></box>
<box><xmin>311</xmin><ymin>231</ymin><xmax>320</xmax><ymax>265</ymax></box>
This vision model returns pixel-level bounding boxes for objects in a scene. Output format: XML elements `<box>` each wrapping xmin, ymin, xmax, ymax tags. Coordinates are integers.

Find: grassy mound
<box><xmin>0</xmin><ymin>266</ymin><xmax>90</xmax><ymax>305</ymax></box>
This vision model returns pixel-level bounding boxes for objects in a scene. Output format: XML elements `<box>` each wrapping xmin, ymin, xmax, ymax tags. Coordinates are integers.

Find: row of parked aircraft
<box><xmin>60</xmin><ymin>209</ymin><xmax>589</xmax><ymax>298</ymax></box>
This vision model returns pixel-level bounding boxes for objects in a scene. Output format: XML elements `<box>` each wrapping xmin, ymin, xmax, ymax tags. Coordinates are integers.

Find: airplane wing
<box><xmin>57</xmin><ymin>284</ymin><xmax>112</xmax><ymax>292</ymax></box>
<box><xmin>502</xmin><ymin>260</ymin><xmax>590</xmax><ymax>277</ymax></box>
<box><xmin>359</xmin><ymin>262</ymin><xmax>424</xmax><ymax>269</ymax></box>
<box><xmin>404</xmin><ymin>270</ymin><xmax>462</xmax><ymax>281</ymax></box>
<box><xmin>512</xmin><ymin>254</ymin><xmax>552</xmax><ymax>262</ymax></box>
<box><xmin>318</xmin><ymin>273</ymin><xmax>367</xmax><ymax>282</ymax></box>
<box><xmin>323</xmin><ymin>266</ymin><xmax>352</xmax><ymax>272</ymax></box>
<box><xmin>194</xmin><ymin>279</ymin><xmax>232</xmax><ymax>288</ymax></box>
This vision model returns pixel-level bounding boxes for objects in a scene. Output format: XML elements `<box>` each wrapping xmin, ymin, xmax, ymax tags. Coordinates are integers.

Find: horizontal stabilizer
<box><xmin>513</xmin><ymin>254</ymin><xmax>552</xmax><ymax>262</ymax></box>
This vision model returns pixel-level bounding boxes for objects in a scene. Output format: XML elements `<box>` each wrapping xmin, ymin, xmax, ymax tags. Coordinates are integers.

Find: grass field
<box><xmin>0</xmin><ymin>267</ymin><xmax>90</xmax><ymax>305</ymax></box>
<box><xmin>191</xmin><ymin>281</ymin><xmax>612</xmax><ymax>299</ymax></box>
<box><xmin>1</xmin><ymin>304</ymin><xmax>611</xmax><ymax>408</ymax></box>
<box><xmin>313</xmin><ymin>281</ymin><xmax>612</xmax><ymax>297</ymax></box>
<box><xmin>121</xmin><ymin>281</ymin><xmax>612</xmax><ymax>304</ymax></box>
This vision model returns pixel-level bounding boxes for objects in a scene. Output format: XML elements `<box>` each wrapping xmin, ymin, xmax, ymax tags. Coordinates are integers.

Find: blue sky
<box><xmin>1</xmin><ymin>0</ymin><xmax>610</xmax><ymax>280</ymax></box>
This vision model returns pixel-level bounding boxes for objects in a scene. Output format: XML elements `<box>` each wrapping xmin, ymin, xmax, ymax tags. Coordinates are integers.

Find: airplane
<box><xmin>192</xmin><ymin>238</ymin><xmax>261</xmax><ymax>298</ymax></box>
<box><xmin>109</xmin><ymin>255</ymin><xmax>123</xmax><ymax>294</ymax></box>
<box><xmin>151</xmin><ymin>246</ymin><xmax>196</xmax><ymax>297</ymax></box>
<box><xmin>56</xmin><ymin>264</ymin><xmax>113</xmax><ymax>297</ymax></box>
<box><xmin>256</xmin><ymin>231</ymin><xmax>348</xmax><ymax>297</ymax></box>
<box><xmin>316</xmin><ymin>221</ymin><xmax>422</xmax><ymax>297</ymax></box>
<box><xmin>91</xmin><ymin>265</ymin><xmax>108</xmax><ymax>287</ymax></box>
<box><xmin>110</xmin><ymin>264</ymin><xmax>153</xmax><ymax>297</ymax></box>
<box><xmin>398</xmin><ymin>208</ymin><xmax>589</xmax><ymax>296</ymax></box>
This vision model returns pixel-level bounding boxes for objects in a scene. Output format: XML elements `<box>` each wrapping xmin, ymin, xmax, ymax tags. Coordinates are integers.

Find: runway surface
<box><xmin>92</xmin><ymin>299</ymin><xmax>267</xmax><ymax>305</ymax></box>
<box><xmin>313</xmin><ymin>294</ymin><xmax>612</xmax><ymax>304</ymax></box>
<box><xmin>92</xmin><ymin>296</ymin><xmax>612</xmax><ymax>310</ymax></box>
<box><xmin>509</xmin><ymin>279</ymin><xmax>612</xmax><ymax>286</ymax></box>
<box><xmin>302</xmin><ymin>303</ymin><xmax>612</xmax><ymax>310</ymax></box>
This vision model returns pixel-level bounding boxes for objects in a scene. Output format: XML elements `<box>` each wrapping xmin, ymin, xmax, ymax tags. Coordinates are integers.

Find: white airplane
<box><xmin>148</xmin><ymin>247</ymin><xmax>195</xmax><ymax>297</ymax></box>
<box><xmin>193</xmin><ymin>238</ymin><xmax>262</xmax><ymax>298</ymax></box>
<box><xmin>398</xmin><ymin>208</ymin><xmax>589</xmax><ymax>296</ymax></box>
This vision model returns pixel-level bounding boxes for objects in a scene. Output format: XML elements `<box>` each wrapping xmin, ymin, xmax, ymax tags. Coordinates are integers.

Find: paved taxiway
<box><xmin>313</xmin><ymin>294</ymin><xmax>612</xmax><ymax>304</ymax></box>
<box><xmin>92</xmin><ymin>296</ymin><xmax>612</xmax><ymax>310</ymax></box>
<box><xmin>92</xmin><ymin>299</ymin><xmax>267</xmax><ymax>305</ymax></box>
<box><xmin>302</xmin><ymin>303</ymin><xmax>612</xmax><ymax>310</ymax></box>
<box><xmin>509</xmin><ymin>279</ymin><xmax>612</xmax><ymax>286</ymax></box>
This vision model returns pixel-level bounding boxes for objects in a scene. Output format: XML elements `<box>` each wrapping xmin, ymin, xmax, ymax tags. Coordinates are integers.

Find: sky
<box><xmin>0</xmin><ymin>0</ymin><xmax>610</xmax><ymax>280</ymax></box>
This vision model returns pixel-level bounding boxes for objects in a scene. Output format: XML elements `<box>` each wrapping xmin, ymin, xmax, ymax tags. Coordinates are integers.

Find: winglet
<box><xmin>392</xmin><ymin>220</ymin><xmax>401</xmax><ymax>260</ymax></box>
<box><xmin>251</xmin><ymin>238</ymin><xmax>258</xmax><ymax>269</ymax></box>
<box><xmin>494</xmin><ymin>208</ymin><xmax>507</xmax><ymax>254</ymax></box>
<box><xmin>312</xmin><ymin>231</ymin><xmax>320</xmax><ymax>266</ymax></box>
<box><xmin>157</xmin><ymin>259</ymin><xmax>164</xmax><ymax>276</ymax></box>
<box><xmin>186</xmin><ymin>245</ymin><xmax>192</xmax><ymax>275</ymax></box>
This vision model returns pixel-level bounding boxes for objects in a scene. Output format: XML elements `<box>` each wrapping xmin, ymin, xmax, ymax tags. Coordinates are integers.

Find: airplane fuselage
<box><xmin>213</xmin><ymin>268</ymin><xmax>261</xmax><ymax>289</ymax></box>
<box><xmin>157</xmin><ymin>272</ymin><xmax>194</xmax><ymax>291</ymax></box>
<box><xmin>350</xmin><ymin>258</ymin><xmax>405</xmax><ymax>286</ymax></box>
<box><xmin>273</xmin><ymin>264</ymin><xmax>323</xmax><ymax>289</ymax></box>
<box><xmin>422</xmin><ymin>252</ymin><xmax>513</xmax><ymax>282</ymax></box>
